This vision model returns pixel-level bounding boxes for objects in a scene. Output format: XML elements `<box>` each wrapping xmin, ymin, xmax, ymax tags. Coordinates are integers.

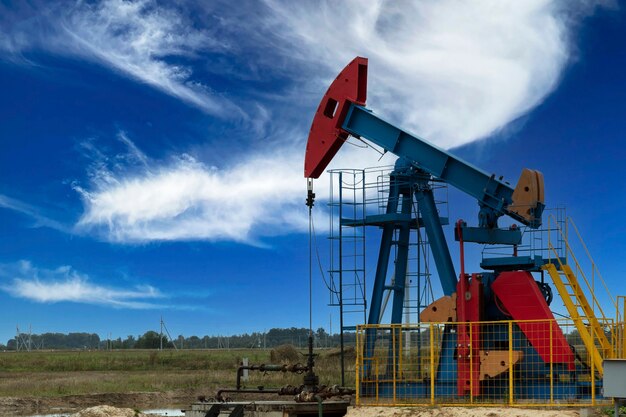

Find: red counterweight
<box><xmin>492</xmin><ymin>271</ymin><xmax>575</xmax><ymax>370</ymax></box>
<box><xmin>304</xmin><ymin>57</ymin><xmax>368</xmax><ymax>178</ymax></box>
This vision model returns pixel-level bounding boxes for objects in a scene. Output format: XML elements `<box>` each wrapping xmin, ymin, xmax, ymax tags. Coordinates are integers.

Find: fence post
<box><xmin>399</xmin><ymin>326</ymin><xmax>403</xmax><ymax>380</ymax></box>
<box><xmin>591</xmin><ymin>326</ymin><xmax>596</xmax><ymax>406</ymax></box>
<box><xmin>622</xmin><ymin>297</ymin><xmax>626</xmax><ymax>358</ymax></box>
<box><xmin>355</xmin><ymin>361</ymin><xmax>360</xmax><ymax>405</ymax></box>
<box><xmin>508</xmin><ymin>320</ymin><xmax>514</xmax><ymax>405</ymax></box>
<box><xmin>392</xmin><ymin>325</ymin><xmax>397</xmax><ymax>404</ymax></box>
<box><xmin>430</xmin><ymin>324</ymin><xmax>435</xmax><ymax>405</ymax></box>
<box><xmin>355</xmin><ymin>328</ymin><xmax>360</xmax><ymax>406</ymax></box>
<box><xmin>469</xmin><ymin>322</ymin><xmax>474</xmax><ymax>404</ymax></box>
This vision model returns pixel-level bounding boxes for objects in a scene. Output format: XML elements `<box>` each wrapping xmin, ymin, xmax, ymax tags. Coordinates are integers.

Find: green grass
<box><xmin>0</xmin><ymin>349</ymin><xmax>270</xmax><ymax>372</ymax></box>
<box><xmin>0</xmin><ymin>348</ymin><xmax>354</xmax><ymax>398</ymax></box>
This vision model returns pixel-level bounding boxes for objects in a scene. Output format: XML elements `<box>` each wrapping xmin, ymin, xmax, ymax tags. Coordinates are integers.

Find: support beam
<box><xmin>414</xmin><ymin>181</ymin><xmax>457</xmax><ymax>296</ymax></box>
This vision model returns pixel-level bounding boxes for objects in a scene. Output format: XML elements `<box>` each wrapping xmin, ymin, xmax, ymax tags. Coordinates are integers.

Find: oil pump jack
<box><xmin>304</xmin><ymin>57</ymin><xmax>595</xmax><ymax>399</ymax></box>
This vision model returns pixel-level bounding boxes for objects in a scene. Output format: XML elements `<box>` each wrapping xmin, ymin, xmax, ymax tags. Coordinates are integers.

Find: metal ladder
<box><xmin>543</xmin><ymin>261</ymin><xmax>611</xmax><ymax>375</ymax></box>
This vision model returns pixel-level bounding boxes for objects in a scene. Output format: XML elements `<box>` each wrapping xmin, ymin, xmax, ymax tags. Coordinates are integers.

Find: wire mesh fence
<box><xmin>356</xmin><ymin>319</ymin><xmax>621</xmax><ymax>407</ymax></box>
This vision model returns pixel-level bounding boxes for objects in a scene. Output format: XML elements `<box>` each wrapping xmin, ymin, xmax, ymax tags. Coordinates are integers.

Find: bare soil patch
<box><xmin>0</xmin><ymin>390</ymin><xmax>196</xmax><ymax>416</ymax></box>
<box><xmin>345</xmin><ymin>406</ymin><xmax>585</xmax><ymax>417</ymax></box>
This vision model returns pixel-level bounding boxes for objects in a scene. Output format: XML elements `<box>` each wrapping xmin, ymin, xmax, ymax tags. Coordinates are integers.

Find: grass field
<box><xmin>0</xmin><ymin>348</ymin><xmax>354</xmax><ymax>398</ymax></box>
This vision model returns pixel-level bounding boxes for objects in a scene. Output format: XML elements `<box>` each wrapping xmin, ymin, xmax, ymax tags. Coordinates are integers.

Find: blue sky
<box><xmin>0</xmin><ymin>0</ymin><xmax>625</xmax><ymax>344</ymax></box>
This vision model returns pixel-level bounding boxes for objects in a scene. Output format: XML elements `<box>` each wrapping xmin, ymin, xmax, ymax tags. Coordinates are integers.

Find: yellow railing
<box><xmin>541</xmin><ymin>214</ymin><xmax>623</xmax><ymax>372</ymax></box>
<box><xmin>546</xmin><ymin>214</ymin><xmax>615</xmax><ymax>323</ymax></box>
<box><xmin>617</xmin><ymin>296</ymin><xmax>626</xmax><ymax>358</ymax></box>
<box><xmin>355</xmin><ymin>319</ymin><xmax>623</xmax><ymax>407</ymax></box>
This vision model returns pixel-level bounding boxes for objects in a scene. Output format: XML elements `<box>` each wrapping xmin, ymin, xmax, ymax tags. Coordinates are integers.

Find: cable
<box><xmin>551</xmin><ymin>310</ymin><xmax>571</xmax><ymax>320</ymax></box>
<box><xmin>344</xmin><ymin>138</ymin><xmax>369</xmax><ymax>148</ymax></box>
<box><xmin>348</xmin><ymin>135</ymin><xmax>386</xmax><ymax>158</ymax></box>
<box><xmin>307</xmin><ymin>179</ymin><xmax>314</xmax><ymax>336</ymax></box>
<box><xmin>311</xmin><ymin>213</ymin><xmax>339</xmax><ymax>295</ymax></box>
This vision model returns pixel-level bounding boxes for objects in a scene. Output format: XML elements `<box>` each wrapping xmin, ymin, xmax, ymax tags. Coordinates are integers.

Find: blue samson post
<box><xmin>363</xmin><ymin>160</ymin><xmax>457</xmax><ymax>377</ymax></box>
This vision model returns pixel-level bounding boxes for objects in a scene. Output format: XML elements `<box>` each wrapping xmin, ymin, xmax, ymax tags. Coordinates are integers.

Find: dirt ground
<box><xmin>71</xmin><ymin>405</ymin><xmax>591</xmax><ymax>417</ymax></box>
<box><xmin>0</xmin><ymin>393</ymin><xmax>604</xmax><ymax>417</ymax></box>
<box><xmin>0</xmin><ymin>390</ymin><xmax>200</xmax><ymax>416</ymax></box>
<box><xmin>345</xmin><ymin>406</ymin><xmax>588</xmax><ymax>417</ymax></box>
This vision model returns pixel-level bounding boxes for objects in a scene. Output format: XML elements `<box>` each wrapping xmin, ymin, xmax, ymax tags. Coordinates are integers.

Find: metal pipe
<box><xmin>216</xmin><ymin>388</ymin><xmax>281</xmax><ymax>401</ymax></box>
<box><xmin>235</xmin><ymin>364</ymin><xmax>308</xmax><ymax>390</ymax></box>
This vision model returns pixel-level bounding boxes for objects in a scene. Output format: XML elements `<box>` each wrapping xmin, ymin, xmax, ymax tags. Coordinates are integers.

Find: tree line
<box><xmin>4</xmin><ymin>327</ymin><xmax>356</xmax><ymax>350</ymax></box>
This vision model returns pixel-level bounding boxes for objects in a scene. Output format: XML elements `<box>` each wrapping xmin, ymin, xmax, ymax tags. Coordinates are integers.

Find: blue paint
<box><xmin>342</xmin><ymin>104</ymin><xmax>544</xmax><ymax>229</ymax></box>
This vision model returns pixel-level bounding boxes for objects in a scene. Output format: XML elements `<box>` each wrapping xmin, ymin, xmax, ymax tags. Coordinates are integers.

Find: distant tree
<box><xmin>122</xmin><ymin>335</ymin><xmax>136</xmax><ymax>349</ymax></box>
<box><xmin>7</xmin><ymin>332</ymin><xmax>99</xmax><ymax>350</ymax></box>
<box><xmin>1</xmin><ymin>327</ymin><xmax>356</xmax><ymax>351</ymax></box>
<box><xmin>186</xmin><ymin>336</ymin><xmax>202</xmax><ymax>349</ymax></box>
<box><xmin>136</xmin><ymin>331</ymin><xmax>172</xmax><ymax>349</ymax></box>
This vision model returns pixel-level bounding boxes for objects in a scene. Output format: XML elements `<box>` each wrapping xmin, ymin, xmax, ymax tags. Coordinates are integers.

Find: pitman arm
<box><xmin>304</xmin><ymin>57</ymin><xmax>545</xmax><ymax>229</ymax></box>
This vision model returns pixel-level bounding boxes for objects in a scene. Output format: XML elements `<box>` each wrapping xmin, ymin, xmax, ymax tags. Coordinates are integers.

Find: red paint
<box><xmin>304</xmin><ymin>57</ymin><xmax>368</xmax><ymax>178</ymax></box>
<box><xmin>456</xmin><ymin>272</ymin><xmax>482</xmax><ymax>397</ymax></box>
<box><xmin>492</xmin><ymin>271</ymin><xmax>575</xmax><ymax>370</ymax></box>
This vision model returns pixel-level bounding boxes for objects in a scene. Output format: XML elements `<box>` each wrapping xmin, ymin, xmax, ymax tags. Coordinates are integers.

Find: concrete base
<box><xmin>185</xmin><ymin>400</ymin><xmax>350</xmax><ymax>417</ymax></box>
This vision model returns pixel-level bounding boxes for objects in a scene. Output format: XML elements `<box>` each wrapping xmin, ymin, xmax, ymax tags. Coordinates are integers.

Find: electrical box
<box><xmin>603</xmin><ymin>359</ymin><xmax>626</xmax><ymax>398</ymax></box>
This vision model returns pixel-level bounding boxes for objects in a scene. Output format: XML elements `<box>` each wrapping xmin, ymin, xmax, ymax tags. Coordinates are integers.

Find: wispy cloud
<box><xmin>1</xmin><ymin>1</ymin><xmax>611</xmax><ymax>244</ymax></box>
<box><xmin>0</xmin><ymin>194</ymin><xmax>70</xmax><ymax>233</ymax></box>
<box><xmin>262</xmin><ymin>0</ymin><xmax>602</xmax><ymax>148</ymax></box>
<box><xmin>0</xmin><ymin>0</ymin><xmax>244</xmax><ymax>119</ymax></box>
<box><xmin>74</xmin><ymin>134</ymin><xmax>308</xmax><ymax>244</ymax></box>
<box><xmin>2</xmin><ymin>0</ymin><xmax>605</xmax><ymax>147</ymax></box>
<box><xmin>69</xmin><ymin>0</ymin><xmax>606</xmax><ymax>244</ymax></box>
<box><xmin>0</xmin><ymin>261</ymin><xmax>163</xmax><ymax>309</ymax></box>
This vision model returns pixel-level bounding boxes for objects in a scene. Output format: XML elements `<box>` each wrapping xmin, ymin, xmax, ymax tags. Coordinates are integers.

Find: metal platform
<box><xmin>185</xmin><ymin>400</ymin><xmax>350</xmax><ymax>417</ymax></box>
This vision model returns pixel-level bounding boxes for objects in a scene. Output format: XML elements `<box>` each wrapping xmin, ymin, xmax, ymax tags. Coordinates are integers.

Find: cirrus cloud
<box><xmin>0</xmin><ymin>0</ymin><xmax>614</xmax><ymax>244</ymax></box>
<box><xmin>74</xmin><ymin>135</ymin><xmax>309</xmax><ymax>244</ymax></box>
<box><xmin>0</xmin><ymin>260</ymin><xmax>162</xmax><ymax>309</ymax></box>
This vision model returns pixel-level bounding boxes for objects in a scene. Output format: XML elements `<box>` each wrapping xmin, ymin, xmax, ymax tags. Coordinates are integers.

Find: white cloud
<box><xmin>263</xmin><ymin>0</ymin><xmax>593</xmax><ymax>148</ymax></box>
<box><xmin>1</xmin><ymin>1</ymin><xmax>605</xmax><ymax>147</ymax></box>
<box><xmin>2</xmin><ymin>1</ymin><xmax>609</xmax><ymax>243</ymax></box>
<box><xmin>0</xmin><ymin>261</ymin><xmax>162</xmax><ymax>309</ymax></box>
<box><xmin>75</xmin><ymin>136</ymin><xmax>309</xmax><ymax>244</ymax></box>
<box><xmin>1</xmin><ymin>0</ymin><xmax>244</xmax><ymax>118</ymax></box>
<box><xmin>73</xmin><ymin>131</ymin><xmax>399</xmax><ymax>244</ymax></box>
<box><xmin>61</xmin><ymin>0</ymin><xmax>247</xmax><ymax>118</ymax></box>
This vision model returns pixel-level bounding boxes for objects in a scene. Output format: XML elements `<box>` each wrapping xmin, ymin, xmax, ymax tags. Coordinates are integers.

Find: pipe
<box><xmin>317</xmin><ymin>395</ymin><xmax>323</xmax><ymax>417</ymax></box>
<box><xmin>216</xmin><ymin>388</ymin><xmax>281</xmax><ymax>402</ymax></box>
<box><xmin>235</xmin><ymin>364</ymin><xmax>308</xmax><ymax>390</ymax></box>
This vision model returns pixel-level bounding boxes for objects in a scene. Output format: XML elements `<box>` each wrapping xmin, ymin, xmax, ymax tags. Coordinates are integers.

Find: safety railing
<box><xmin>355</xmin><ymin>319</ymin><xmax>622</xmax><ymax>407</ymax></box>
<box><xmin>545</xmin><ymin>214</ymin><xmax>615</xmax><ymax>323</ymax></box>
<box><xmin>617</xmin><ymin>296</ymin><xmax>626</xmax><ymax>358</ymax></box>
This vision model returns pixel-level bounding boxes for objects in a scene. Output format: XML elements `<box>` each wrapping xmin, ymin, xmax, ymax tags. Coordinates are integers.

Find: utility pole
<box><xmin>160</xmin><ymin>317</ymin><xmax>178</xmax><ymax>350</ymax></box>
<box><xmin>160</xmin><ymin>316</ymin><xmax>163</xmax><ymax>351</ymax></box>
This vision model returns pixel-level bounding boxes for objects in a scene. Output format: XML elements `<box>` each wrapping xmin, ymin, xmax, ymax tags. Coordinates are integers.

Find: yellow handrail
<box><xmin>546</xmin><ymin>214</ymin><xmax>612</xmax><ymax>326</ymax></box>
<box><xmin>568</xmin><ymin>217</ymin><xmax>617</xmax><ymax>312</ymax></box>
